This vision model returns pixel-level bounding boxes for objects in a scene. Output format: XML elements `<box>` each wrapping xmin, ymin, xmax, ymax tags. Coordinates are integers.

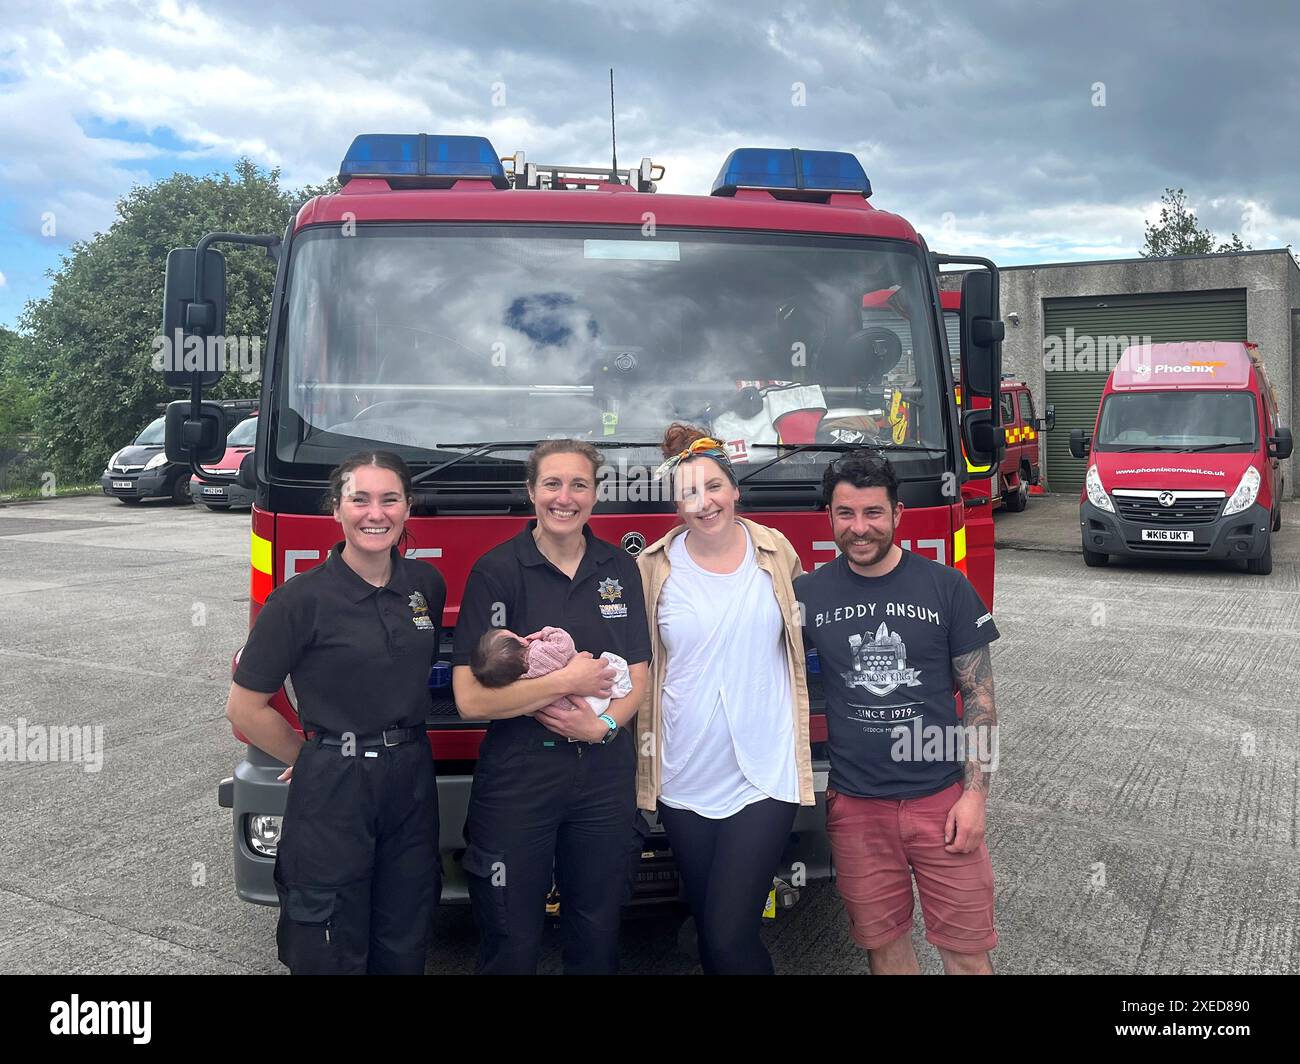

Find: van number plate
<box><xmin>1142</xmin><ymin>529</ymin><xmax>1193</xmax><ymax>542</ymax></box>
<box><xmin>112</xmin><ymin>480</ymin><xmax>132</xmax><ymax>489</ymax></box>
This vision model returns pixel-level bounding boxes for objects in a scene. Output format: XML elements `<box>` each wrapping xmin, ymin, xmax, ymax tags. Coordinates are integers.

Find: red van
<box><xmin>1070</xmin><ymin>342</ymin><xmax>1292</xmax><ymax>574</ymax></box>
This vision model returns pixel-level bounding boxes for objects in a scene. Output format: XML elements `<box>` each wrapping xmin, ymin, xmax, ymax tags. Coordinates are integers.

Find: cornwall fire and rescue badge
<box><xmin>843</xmin><ymin>622</ymin><xmax>922</xmax><ymax>696</ymax></box>
<box><xmin>597</xmin><ymin>578</ymin><xmax>627</xmax><ymax>619</ymax></box>
<box><xmin>408</xmin><ymin>591</ymin><xmax>434</xmax><ymax>630</ymax></box>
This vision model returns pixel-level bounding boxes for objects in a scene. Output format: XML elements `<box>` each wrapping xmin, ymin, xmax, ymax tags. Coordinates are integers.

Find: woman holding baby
<box><xmin>636</xmin><ymin>424</ymin><xmax>815</xmax><ymax>975</ymax></box>
<box><xmin>451</xmin><ymin>439</ymin><xmax>649</xmax><ymax>975</ymax></box>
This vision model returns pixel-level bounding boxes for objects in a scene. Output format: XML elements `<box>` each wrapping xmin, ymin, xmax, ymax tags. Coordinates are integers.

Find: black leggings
<box><xmin>657</xmin><ymin>797</ymin><xmax>798</xmax><ymax>975</ymax></box>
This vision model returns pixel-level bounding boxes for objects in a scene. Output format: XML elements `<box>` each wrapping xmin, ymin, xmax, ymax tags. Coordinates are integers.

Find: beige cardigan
<box><xmin>634</xmin><ymin>517</ymin><xmax>815</xmax><ymax>811</ymax></box>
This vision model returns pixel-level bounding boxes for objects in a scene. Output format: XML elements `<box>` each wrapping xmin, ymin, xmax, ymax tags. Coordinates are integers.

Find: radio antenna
<box><xmin>608</xmin><ymin>68</ymin><xmax>619</xmax><ymax>183</ymax></box>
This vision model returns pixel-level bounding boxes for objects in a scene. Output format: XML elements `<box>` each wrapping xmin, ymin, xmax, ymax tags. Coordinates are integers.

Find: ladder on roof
<box><xmin>502</xmin><ymin>152</ymin><xmax>663</xmax><ymax>192</ymax></box>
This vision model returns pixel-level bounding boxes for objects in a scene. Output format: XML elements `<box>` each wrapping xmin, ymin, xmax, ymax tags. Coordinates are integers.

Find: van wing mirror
<box><xmin>1068</xmin><ymin>428</ymin><xmax>1091</xmax><ymax>460</ymax></box>
<box><xmin>1037</xmin><ymin>404</ymin><xmax>1056</xmax><ymax>432</ymax></box>
<box><xmin>1269</xmin><ymin>426</ymin><xmax>1293</xmax><ymax>460</ymax></box>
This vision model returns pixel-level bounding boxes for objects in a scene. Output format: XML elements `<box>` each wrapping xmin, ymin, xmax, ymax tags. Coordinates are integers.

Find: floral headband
<box><xmin>653</xmin><ymin>436</ymin><xmax>738</xmax><ymax>485</ymax></box>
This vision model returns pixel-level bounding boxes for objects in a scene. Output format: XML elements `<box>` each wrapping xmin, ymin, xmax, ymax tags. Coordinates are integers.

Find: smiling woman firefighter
<box><xmin>451</xmin><ymin>439</ymin><xmax>650</xmax><ymax>975</ymax></box>
<box><xmin>225</xmin><ymin>451</ymin><xmax>447</xmax><ymax>975</ymax></box>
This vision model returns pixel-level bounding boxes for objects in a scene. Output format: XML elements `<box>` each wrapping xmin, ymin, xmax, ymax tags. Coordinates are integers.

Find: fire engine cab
<box><xmin>161</xmin><ymin>133</ymin><xmax>1007</xmax><ymax>908</ymax></box>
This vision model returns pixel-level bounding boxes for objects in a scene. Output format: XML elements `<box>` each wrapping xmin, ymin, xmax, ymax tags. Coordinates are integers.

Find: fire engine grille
<box><xmin>429</xmin><ymin>691</ymin><xmax>459</xmax><ymax>718</ymax></box>
<box><xmin>1114</xmin><ymin>494</ymin><xmax>1223</xmax><ymax>525</ymax></box>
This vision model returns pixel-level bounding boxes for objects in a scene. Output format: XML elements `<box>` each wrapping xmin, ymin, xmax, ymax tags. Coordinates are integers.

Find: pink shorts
<box><xmin>826</xmin><ymin>781</ymin><xmax>998</xmax><ymax>954</ymax></box>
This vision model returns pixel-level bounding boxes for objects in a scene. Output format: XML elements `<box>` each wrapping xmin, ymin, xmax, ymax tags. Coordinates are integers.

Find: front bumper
<box><xmin>100</xmin><ymin>470</ymin><xmax>168</xmax><ymax>500</ymax></box>
<box><xmin>1080</xmin><ymin>499</ymin><xmax>1271</xmax><ymax>561</ymax></box>
<box><xmin>222</xmin><ymin>744</ymin><xmax>832</xmax><ymax>908</ymax></box>
<box><xmin>191</xmin><ymin>479</ymin><xmax>255</xmax><ymax>507</ymax></box>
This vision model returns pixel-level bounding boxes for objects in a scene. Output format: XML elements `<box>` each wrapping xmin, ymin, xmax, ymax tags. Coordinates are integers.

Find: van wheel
<box><xmin>1245</xmin><ymin>536</ymin><xmax>1273</xmax><ymax>576</ymax></box>
<box><xmin>170</xmin><ymin>476</ymin><xmax>192</xmax><ymax>505</ymax></box>
<box><xmin>1272</xmin><ymin>506</ymin><xmax>1281</xmax><ymax>532</ymax></box>
<box><xmin>1002</xmin><ymin>474</ymin><xmax>1027</xmax><ymax>512</ymax></box>
<box><xmin>1082</xmin><ymin>546</ymin><xmax>1109</xmax><ymax>567</ymax></box>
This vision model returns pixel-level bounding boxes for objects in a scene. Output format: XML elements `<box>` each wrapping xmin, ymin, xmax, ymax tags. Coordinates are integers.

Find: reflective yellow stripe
<box><xmin>954</xmin><ymin>524</ymin><xmax>967</xmax><ymax>565</ymax></box>
<box><xmin>251</xmin><ymin>530</ymin><xmax>272</xmax><ymax>575</ymax></box>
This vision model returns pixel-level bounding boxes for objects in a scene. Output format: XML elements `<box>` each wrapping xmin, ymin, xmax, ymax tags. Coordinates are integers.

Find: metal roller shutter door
<box><xmin>1043</xmin><ymin>292</ymin><xmax>1247</xmax><ymax>494</ymax></box>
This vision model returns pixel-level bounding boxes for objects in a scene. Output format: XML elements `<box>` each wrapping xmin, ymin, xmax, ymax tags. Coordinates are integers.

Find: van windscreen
<box><xmin>1095</xmin><ymin>391</ymin><xmax>1257</xmax><ymax>452</ymax></box>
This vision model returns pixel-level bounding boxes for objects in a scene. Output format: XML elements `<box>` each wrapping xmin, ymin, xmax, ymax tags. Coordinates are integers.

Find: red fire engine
<box><xmin>160</xmin><ymin>134</ymin><xmax>1006</xmax><ymax>907</ymax></box>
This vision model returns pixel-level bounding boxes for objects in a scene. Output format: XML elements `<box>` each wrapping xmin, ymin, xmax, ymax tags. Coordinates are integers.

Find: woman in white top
<box><xmin>637</xmin><ymin>423</ymin><xmax>813</xmax><ymax>974</ymax></box>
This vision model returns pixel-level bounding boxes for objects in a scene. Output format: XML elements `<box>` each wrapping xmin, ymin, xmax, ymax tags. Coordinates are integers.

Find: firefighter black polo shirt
<box><xmin>452</xmin><ymin>521</ymin><xmax>650</xmax><ymax>737</ymax></box>
<box><xmin>234</xmin><ymin>542</ymin><xmax>446</xmax><ymax>735</ymax></box>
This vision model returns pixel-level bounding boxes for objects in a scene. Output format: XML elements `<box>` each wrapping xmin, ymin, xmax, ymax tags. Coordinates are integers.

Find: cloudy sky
<box><xmin>2</xmin><ymin>0</ymin><xmax>1298</xmax><ymax>328</ymax></box>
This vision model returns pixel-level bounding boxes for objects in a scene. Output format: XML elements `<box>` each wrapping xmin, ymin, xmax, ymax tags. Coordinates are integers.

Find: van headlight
<box><xmin>144</xmin><ymin>452</ymin><xmax>168</xmax><ymax>471</ymax></box>
<box><xmin>1085</xmin><ymin>464</ymin><xmax>1114</xmax><ymax>513</ymax></box>
<box><xmin>1222</xmin><ymin>466</ymin><xmax>1260</xmax><ymax>516</ymax></box>
<box><xmin>105</xmin><ymin>450</ymin><xmax>122</xmax><ymax>471</ymax></box>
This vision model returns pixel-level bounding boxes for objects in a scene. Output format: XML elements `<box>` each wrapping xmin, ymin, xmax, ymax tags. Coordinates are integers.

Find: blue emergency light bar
<box><xmin>711</xmin><ymin>147</ymin><xmax>872</xmax><ymax>198</ymax></box>
<box><xmin>339</xmin><ymin>133</ymin><xmax>508</xmax><ymax>186</ymax></box>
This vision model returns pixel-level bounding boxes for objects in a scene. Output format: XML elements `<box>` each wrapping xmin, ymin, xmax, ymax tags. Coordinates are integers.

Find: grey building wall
<box><xmin>942</xmin><ymin>249</ymin><xmax>1300</xmax><ymax>497</ymax></box>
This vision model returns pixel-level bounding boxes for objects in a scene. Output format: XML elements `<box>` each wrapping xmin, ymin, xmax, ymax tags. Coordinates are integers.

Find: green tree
<box><xmin>17</xmin><ymin>160</ymin><xmax>336</xmax><ymax>481</ymax></box>
<box><xmin>0</xmin><ymin>327</ymin><xmax>38</xmax><ymax>437</ymax></box>
<box><xmin>1141</xmin><ymin>187</ymin><xmax>1251</xmax><ymax>258</ymax></box>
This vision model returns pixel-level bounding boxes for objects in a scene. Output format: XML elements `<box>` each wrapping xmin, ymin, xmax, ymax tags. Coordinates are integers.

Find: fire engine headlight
<box><xmin>1222</xmin><ymin>466</ymin><xmax>1260</xmax><ymax>516</ymax></box>
<box><xmin>1085</xmin><ymin>464</ymin><xmax>1114</xmax><ymax>513</ymax></box>
<box><xmin>143</xmin><ymin>452</ymin><xmax>168</xmax><ymax>471</ymax></box>
<box><xmin>247</xmin><ymin>814</ymin><xmax>282</xmax><ymax>857</ymax></box>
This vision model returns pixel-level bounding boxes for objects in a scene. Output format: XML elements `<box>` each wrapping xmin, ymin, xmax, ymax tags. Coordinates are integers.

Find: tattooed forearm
<box><xmin>952</xmin><ymin>645</ymin><xmax>997</xmax><ymax>794</ymax></box>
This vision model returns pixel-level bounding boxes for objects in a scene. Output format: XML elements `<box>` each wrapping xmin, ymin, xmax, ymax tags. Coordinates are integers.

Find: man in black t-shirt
<box><xmin>796</xmin><ymin>452</ymin><xmax>1000</xmax><ymax>975</ymax></box>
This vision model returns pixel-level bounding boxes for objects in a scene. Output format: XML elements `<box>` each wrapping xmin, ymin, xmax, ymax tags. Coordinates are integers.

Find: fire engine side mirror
<box><xmin>237</xmin><ymin>451</ymin><xmax>257</xmax><ymax>490</ymax></box>
<box><xmin>164</xmin><ymin>399</ymin><xmax>228</xmax><ymax>465</ymax></box>
<box><xmin>959</xmin><ymin>270</ymin><xmax>1003</xmax><ymax>400</ymax></box>
<box><xmin>1269</xmin><ymin>426</ymin><xmax>1293</xmax><ymax>460</ymax></box>
<box><xmin>161</xmin><ymin>247</ymin><xmax>228</xmax><ymax>388</ymax></box>
<box><xmin>1068</xmin><ymin>428</ymin><xmax>1091</xmax><ymax>459</ymax></box>
<box><xmin>1037</xmin><ymin>404</ymin><xmax>1056</xmax><ymax>432</ymax></box>
<box><xmin>961</xmin><ymin>409</ymin><xmax>1003</xmax><ymax>469</ymax></box>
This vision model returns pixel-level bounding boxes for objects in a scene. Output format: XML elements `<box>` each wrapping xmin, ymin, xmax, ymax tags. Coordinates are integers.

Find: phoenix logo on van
<box><xmin>1149</xmin><ymin>361</ymin><xmax>1225</xmax><ymax>375</ymax></box>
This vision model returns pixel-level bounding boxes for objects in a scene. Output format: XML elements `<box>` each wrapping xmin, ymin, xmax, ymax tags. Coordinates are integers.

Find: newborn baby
<box><xmin>470</xmin><ymin>626</ymin><xmax>632</xmax><ymax>713</ymax></box>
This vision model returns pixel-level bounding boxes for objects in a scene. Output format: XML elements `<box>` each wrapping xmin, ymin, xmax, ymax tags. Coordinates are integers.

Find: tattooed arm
<box><xmin>952</xmin><ymin>644</ymin><xmax>997</xmax><ymax>795</ymax></box>
<box><xmin>944</xmin><ymin>644</ymin><xmax>996</xmax><ymax>854</ymax></box>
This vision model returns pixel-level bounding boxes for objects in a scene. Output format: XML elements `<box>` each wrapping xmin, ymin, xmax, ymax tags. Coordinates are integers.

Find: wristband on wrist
<box><xmin>597</xmin><ymin>714</ymin><xmax>618</xmax><ymax>744</ymax></box>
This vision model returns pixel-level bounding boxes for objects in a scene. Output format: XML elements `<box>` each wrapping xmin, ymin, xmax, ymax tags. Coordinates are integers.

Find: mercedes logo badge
<box><xmin>621</xmin><ymin>531</ymin><xmax>646</xmax><ymax>557</ymax></box>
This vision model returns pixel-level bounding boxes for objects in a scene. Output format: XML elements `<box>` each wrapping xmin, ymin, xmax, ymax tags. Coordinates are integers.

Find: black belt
<box><xmin>309</xmin><ymin>726</ymin><xmax>423</xmax><ymax>748</ymax></box>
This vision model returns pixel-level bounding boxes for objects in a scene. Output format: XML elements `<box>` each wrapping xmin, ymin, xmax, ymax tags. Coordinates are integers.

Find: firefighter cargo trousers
<box><xmin>273</xmin><ymin>734</ymin><xmax>440</xmax><ymax>975</ymax></box>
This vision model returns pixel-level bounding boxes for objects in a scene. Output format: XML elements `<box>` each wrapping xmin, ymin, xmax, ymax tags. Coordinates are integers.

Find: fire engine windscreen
<box><xmin>278</xmin><ymin>226</ymin><xmax>949</xmax><ymax>476</ymax></box>
<box><xmin>1095</xmin><ymin>392</ymin><xmax>1258</xmax><ymax>452</ymax></box>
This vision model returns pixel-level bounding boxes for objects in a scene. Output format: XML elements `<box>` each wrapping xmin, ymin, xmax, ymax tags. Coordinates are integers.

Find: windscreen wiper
<box><xmin>1174</xmin><ymin>441</ymin><xmax>1249</xmax><ymax>452</ymax></box>
<box><xmin>736</xmin><ymin>442</ymin><xmax>945</xmax><ymax>484</ymax></box>
<box><xmin>411</xmin><ymin>442</ymin><xmax>544</xmax><ymax>485</ymax></box>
